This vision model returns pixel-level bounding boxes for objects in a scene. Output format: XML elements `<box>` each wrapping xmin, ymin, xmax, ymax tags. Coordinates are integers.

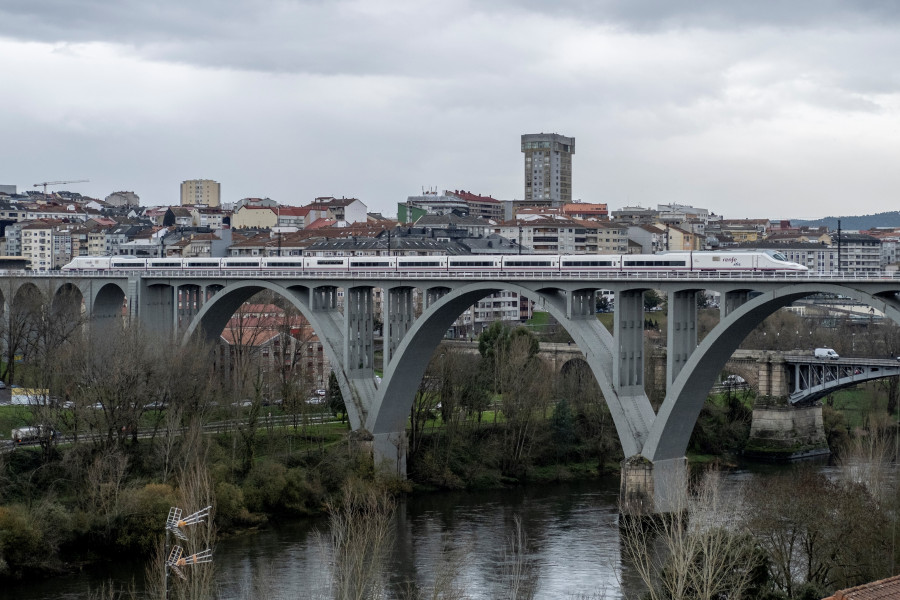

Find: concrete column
<box><xmin>173</xmin><ymin>285</ymin><xmax>180</xmax><ymax>334</ymax></box>
<box><xmin>613</xmin><ymin>290</ymin><xmax>644</xmax><ymax>391</ymax></box>
<box><xmin>424</xmin><ymin>286</ymin><xmax>449</xmax><ymax>309</ymax></box>
<box><xmin>666</xmin><ymin>290</ymin><xmax>697</xmax><ymax>386</ymax></box>
<box><xmin>567</xmin><ymin>289</ymin><xmax>596</xmax><ymax>320</ymax></box>
<box><xmin>137</xmin><ymin>283</ymin><xmax>174</xmax><ymax>339</ymax></box>
<box><xmin>758</xmin><ymin>354</ymin><xmax>789</xmax><ymax>398</ymax></box>
<box><xmin>620</xmin><ymin>456</ymin><xmax>688</xmax><ymax>516</ymax></box>
<box><xmin>373</xmin><ymin>431</ymin><xmax>407</xmax><ymax>477</ymax></box>
<box><xmin>345</xmin><ymin>286</ymin><xmax>374</xmax><ymax>373</ymax></box>
<box><xmin>384</xmin><ymin>287</ymin><xmax>414</xmax><ymax>368</ymax></box>
<box><xmin>311</xmin><ymin>286</ymin><xmax>338</xmax><ymax>311</ymax></box>
<box><xmin>720</xmin><ymin>290</ymin><xmax>749</xmax><ymax>319</ymax></box>
<box><xmin>126</xmin><ymin>275</ymin><xmax>139</xmax><ymax>322</ymax></box>
<box><xmin>175</xmin><ymin>285</ymin><xmax>202</xmax><ymax>333</ymax></box>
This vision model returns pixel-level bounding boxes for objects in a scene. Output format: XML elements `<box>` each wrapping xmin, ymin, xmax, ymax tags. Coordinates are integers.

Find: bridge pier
<box><xmin>667</xmin><ymin>290</ymin><xmax>698</xmax><ymax>386</ymax></box>
<box><xmin>620</xmin><ymin>455</ymin><xmax>688</xmax><ymax>516</ymax></box>
<box><xmin>745</xmin><ymin>398</ymin><xmax>829</xmax><ymax>459</ymax></box>
<box><xmin>757</xmin><ymin>354</ymin><xmax>789</xmax><ymax>397</ymax></box>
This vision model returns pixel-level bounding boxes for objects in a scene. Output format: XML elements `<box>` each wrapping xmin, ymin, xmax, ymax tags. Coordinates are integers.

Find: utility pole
<box><xmin>836</xmin><ymin>219</ymin><xmax>842</xmax><ymax>274</ymax></box>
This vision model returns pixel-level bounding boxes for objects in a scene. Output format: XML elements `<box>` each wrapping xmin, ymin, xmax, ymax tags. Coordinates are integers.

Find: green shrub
<box><xmin>281</xmin><ymin>467</ymin><xmax>326</xmax><ymax>515</ymax></box>
<box><xmin>115</xmin><ymin>483</ymin><xmax>176</xmax><ymax>555</ymax></box>
<box><xmin>242</xmin><ymin>459</ymin><xmax>287</xmax><ymax>513</ymax></box>
<box><xmin>0</xmin><ymin>504</ymin><xmax>57</xmax><ymax>576</ymax></box>
<box><xmin>215</xmin><ymin>481</ymin><xmax>254</xmax><ymax>529</ymax></box>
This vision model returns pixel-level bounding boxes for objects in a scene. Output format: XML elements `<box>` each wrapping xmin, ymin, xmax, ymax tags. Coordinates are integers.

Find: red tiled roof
<box><xmin>277</xmin><ymin>206</ymin><xmax>312</xmax><ymax>217</ymax></box>
<box><xmin>822</xmin><ymin>574</ymin><xmax>900</xmax><ymax>599</ymax></box>
<box><xmin>306</xmin><ymin>218</ymin><xmax>337</xmax><ymax>229</ymax></box>
<box><xmin>452</xmin><ymin>190</ymin><xmax>500</xmax><ymax>203</ymax></box>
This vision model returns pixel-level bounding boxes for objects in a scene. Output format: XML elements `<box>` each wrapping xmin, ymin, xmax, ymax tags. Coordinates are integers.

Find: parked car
<box><xmin>315</xmin><ymin>389</ymin><xmax>327</xmax><ymax>397</ymax></box>
<box><xmin>0</xmin><ymin>381</ymin><xmax>6</xmax><ymax>389</ymax></box>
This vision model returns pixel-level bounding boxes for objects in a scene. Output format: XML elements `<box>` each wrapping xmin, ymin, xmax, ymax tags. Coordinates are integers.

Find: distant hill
<box><xmin>790</xmin><ymin>211</ymin><xmax>900</xmax><ymax>230</ymax></box>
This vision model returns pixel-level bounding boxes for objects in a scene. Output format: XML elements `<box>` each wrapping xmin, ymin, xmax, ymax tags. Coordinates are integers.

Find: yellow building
<box><xmin>665</xmin><ymin>225</ymin><xmax>703</xmax><ymax>251</ymax></box>
<box><xmin>232</xmin><ymin>205</ymin><xmax>277</xmax><ymax>229</ymax></box>
<box><xmin>180</xmin><ymin>179</ymin><xmax>221</xmax><ymax>207</ymax></box>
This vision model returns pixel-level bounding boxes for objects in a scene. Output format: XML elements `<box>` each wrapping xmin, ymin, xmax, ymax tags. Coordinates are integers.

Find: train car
<box><xmin>221</xmin><ymin>257</ymin><xmax>263</xmax><ymax>269</ymax></box>
<box><xmin>61</xmin><ymin>256</ymin><xmax>113</xmax><ymax>271</ymax></box>
<box><xmin>183</xmin><ymin>258</ymin><xmax>224</xmax><ymax>270</ymax></box>
<box><xmin>689</xmin><ymin>251</ymin><xmax>806</xmax><ymax>271</ymax></box>
<box><xmin>621</xmin><ymin>253</ymin><xmax>690</xmax><ymax>271</ymax></box>
<box><xmin>447</xmin><ymin>256</ymin><xmax>503</xmax><ymax>272</ymax></box>
<box><xmin>348</xmin><ymin>257</ymin><xmax>397</xmax><ymax>271</ymax></box>
<box><xmin>500</xmin><ymin>256</ymin><xmax>561</xmax><ymax>271</ymax></box>
<box><xmin>261</xmin><ymin>257</ymin><xmax>305</xmax><ymax>270</ymax></box>
<box><xmin>109</xmin><ymin>258</ymin><xmax>149</xmax><ymax>270</ymax></box>
<box><xmin>303</xmin><ymin>257</ymin><xmax>349</xmax><ymax>271</ymax></box>
<box><xmin>559</xmin><ymin>256</ymin><xmax>622</xmax><ymax>271</ymax></box>
<box><xmin>148</xmin><ymin>258</ymin><xmax>187</xmax><ymax>270</ymax></box>
<box><xmin>395</xmin><ymin>256</ymin><xmax>450</xmax><ymax>272</ymax></box>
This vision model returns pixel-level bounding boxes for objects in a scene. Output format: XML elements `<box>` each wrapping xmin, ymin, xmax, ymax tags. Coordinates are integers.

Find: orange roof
<box><xmin>305</xmin><ymin>218</ymin><xmax>337</xmax><ymax>229</ymax></box>
<box><xmin>822</xmin><ymin>575</ymin><xmax>900</xmax><ymax>599</ymax></box>
<box><xmin>277</xmin><ymin>206</ymin><xmax>312</xmax><ymax>217</ymax></box>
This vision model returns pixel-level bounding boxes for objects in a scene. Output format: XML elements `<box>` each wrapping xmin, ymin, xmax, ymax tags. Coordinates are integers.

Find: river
<box><xmin>0</xmin><ymin>459</ymin><xmax>863</xmax><ymax>600</ymax></box>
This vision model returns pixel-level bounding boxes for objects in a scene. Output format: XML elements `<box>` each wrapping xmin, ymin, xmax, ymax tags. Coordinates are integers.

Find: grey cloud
<box><xmin>492</xmin><ymin>0</ymin><xmax>900</xmax><ymax>31</ymax></box>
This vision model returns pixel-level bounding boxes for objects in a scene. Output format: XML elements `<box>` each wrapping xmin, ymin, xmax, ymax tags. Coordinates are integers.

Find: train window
<box><xmin>186</xmin><ymin>262</ymin><xmax>218</xmax><ymax>268</ymax></box>
<box><xmin>562</xmin><ymin>260</ymin><xmax>613</xmax><ymax>267</ymax></box>
<box><xmin>314</xmin><ymin>260</ymin><xmax>345</xmax><ymax>265</ymax></box>
<box><xmin>399</xmin><ymin>261</ymin><xmax>442</xmax><ymax>267</ymax></box>
<box><xmin>151</xmin><ymin>262</ymin><xmax>181</xmax><ymax>268</ymax></box>
<box><xmin>450</xmin><ymin>261</ymin><xmax>496</xmax><ymax>267</ymax></box>
<box><xmin>624</xmin><ymin>260</ymin><xmax>687</xmax><ymax>267</ymax></box>
<box><xmin>771</xmin><ymin>252</ymin><xmax>788</xmax><ymax>262</ymax></box>
<box><xmin>270</xmin><ymin>262</ymin><xmax>303</xmax><ymax>267</ymax></box>
<box><xmin>351</xmin><ymin>261</ymin><xmax>391</xmax><ymax>267</ymax></box>
<box><xmin>504</xmin><ymin>261</ymin><xmax>554</xmax><ymax>267</ymax></box>
<box><xmin>225</xmin><ymin>261</ymin><xmax>259</xmax><ymax>267</ymax></box>
<box><xmin>112</xmin><ymin>262</ymin><xmax>142</xmax><ymax>268</ymax></box>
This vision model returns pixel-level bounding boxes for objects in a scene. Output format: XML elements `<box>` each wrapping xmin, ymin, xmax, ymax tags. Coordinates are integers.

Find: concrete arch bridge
<box><xmin>4</xmin><ymin>269</ymin><xmax>900</xmax><ymax>513</ymax></box>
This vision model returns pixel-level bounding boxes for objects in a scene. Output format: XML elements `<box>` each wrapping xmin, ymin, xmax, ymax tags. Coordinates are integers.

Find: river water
<box><xmin>1</xmin><ymin>460</ymin><xmax>853</xmax><ymax>600</ymax></box>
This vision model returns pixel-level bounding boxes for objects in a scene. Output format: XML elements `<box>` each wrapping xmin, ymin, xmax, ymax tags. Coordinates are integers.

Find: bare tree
<box><xmin>621</xmin><ymin>469</ymin><xmax>766</xmax><ymax>600</ymax></box>
<box><xmin>495</xmin><ymin>515</ymin><xmax>539</xmax><ymax>600</ymax></box>
<box><xmin>321</xmin><ymin>482</ymin><xmax>396</xmax><ymax>600</ymax></box>
<box><xmin>498</xmin><ymin>333</ymin><xmax>553</xmax><ymax>474</ymax></box>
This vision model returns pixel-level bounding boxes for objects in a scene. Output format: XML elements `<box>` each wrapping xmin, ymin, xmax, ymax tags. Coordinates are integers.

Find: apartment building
<box><xmin>180</xmin><ymin>179</ymin><xmax>221</xmax><ymax>207</ymax></box>
<box><xmin>522</xmin><ymin>133</ymin><xmax>574</xmax><ymax>202</ymax></box>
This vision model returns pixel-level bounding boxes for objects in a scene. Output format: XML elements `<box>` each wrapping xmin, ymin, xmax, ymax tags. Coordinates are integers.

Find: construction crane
<box><xmin>33</xmin><ymin>179</ymin><xmax>89</xmax><ymax>194</ymax></box>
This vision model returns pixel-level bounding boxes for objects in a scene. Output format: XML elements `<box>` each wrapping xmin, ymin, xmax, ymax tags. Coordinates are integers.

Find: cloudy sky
<box><xmin>1</xmin><ymin>1</ymin><xmax>899</xmax><ymax>219</ymax></box>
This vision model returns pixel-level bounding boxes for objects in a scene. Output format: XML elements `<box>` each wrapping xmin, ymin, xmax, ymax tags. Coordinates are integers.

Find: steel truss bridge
<box><xmin>786</xmin><ymin>355</ymin><xmax>900</xmax><ymax>404</ymax></box>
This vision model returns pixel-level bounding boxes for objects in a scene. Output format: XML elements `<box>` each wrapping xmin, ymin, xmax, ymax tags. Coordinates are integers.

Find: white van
<box><xmin>814</xmin><ymin>348</ymin><xmax>840</xmax><ymax>360</ymax></box>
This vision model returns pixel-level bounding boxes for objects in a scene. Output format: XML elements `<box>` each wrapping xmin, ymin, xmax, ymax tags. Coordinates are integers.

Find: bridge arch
<box><xmin>181</xmin><ymin>279</ymin><xmax>366</xmax><ymax>429</ymax></box>
<box><xmin>643</xmin><ymin>282</ymin><xmax>900</xmax><ymax>462</ymax></box>
<box><xmin>560</xmin><ymin>356</ymin><xmax>591</xmax><ymax>377</ymax></box>
<box><xmin>51</xmin><ymin>282</ymin><xmax>84</xmax><ymax>326</ymax></box>
<box><xmin>91</xmin><ymin>282</ymin><xmax>128</xmax><ymax>323</ymax></box>
<box><xmin>369</xmin><ymin>281</ymin><xmax>653</xmax><ymax>457</ymax></box>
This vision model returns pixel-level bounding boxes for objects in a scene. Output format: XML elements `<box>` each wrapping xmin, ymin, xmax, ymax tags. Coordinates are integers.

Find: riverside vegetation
<box><xmin>0</xmin><ymin>288</ymin><xmax>897</xmax><ymax>599</ymax></box>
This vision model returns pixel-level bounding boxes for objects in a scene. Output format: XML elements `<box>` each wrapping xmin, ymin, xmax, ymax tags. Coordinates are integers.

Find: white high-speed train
<box><xmin>61</xmin><ymin>251</ymin><xmax>808</xmax><ymax>273</ymax></box>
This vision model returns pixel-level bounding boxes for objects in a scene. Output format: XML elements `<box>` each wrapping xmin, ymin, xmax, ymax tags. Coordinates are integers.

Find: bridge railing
<box><xmin>12</xmin><ymin>269</ymin><xmax>900</xmax><ymax>282</ymax></box>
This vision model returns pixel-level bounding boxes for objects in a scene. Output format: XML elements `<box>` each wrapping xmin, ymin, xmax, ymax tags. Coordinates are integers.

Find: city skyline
<box><xmin>2</xmin><ymin>2</ymin><xmax>900</xmax><ymax>218</ymax></box>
